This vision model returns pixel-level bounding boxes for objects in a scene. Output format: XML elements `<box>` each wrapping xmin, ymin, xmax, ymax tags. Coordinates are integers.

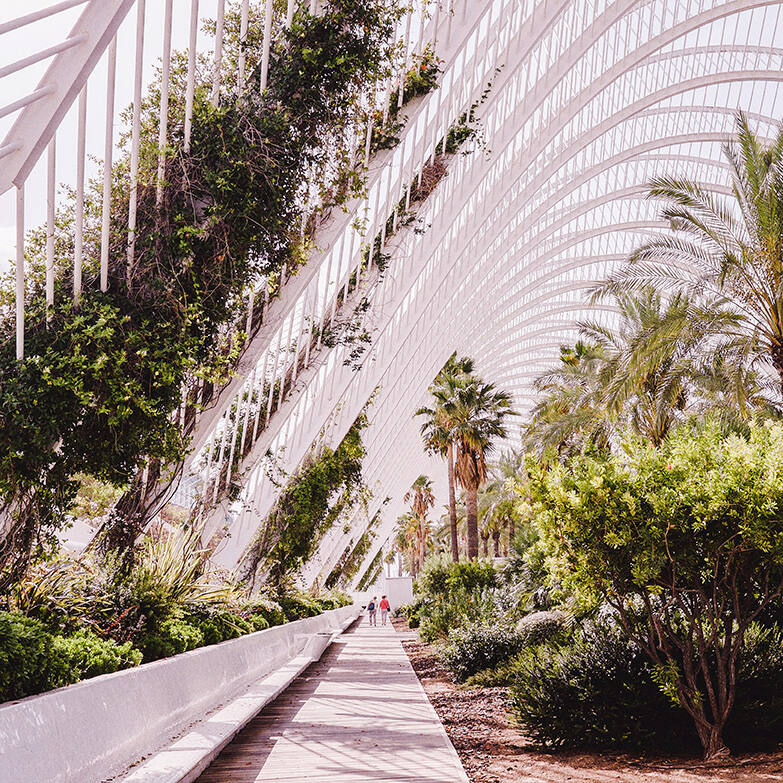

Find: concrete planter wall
<box><xmin>0</xmin><ymin>604</ymin><xmax>358</xmax><ymax>783</ymax></box>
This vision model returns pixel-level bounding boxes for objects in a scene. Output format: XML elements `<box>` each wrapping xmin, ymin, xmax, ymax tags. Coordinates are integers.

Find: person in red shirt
<box><xmin>379</xmin><ymin>595</ymin><xmax>391</xmax><ymax>626</ymax></box>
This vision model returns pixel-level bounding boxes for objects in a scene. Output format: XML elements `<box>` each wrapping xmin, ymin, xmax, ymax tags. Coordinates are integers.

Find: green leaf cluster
<box><xmin>245</xmin><ymin>412</ymin><xmax>368</xmax><ymax>583</ymax></box>
<box><xmin>527</xmin><ymin>420</ymin><xmax>783</xmax><ymax>605</ymax></box>
<box><xmin>0</xmin><ymin>1</ymin><xmax>399</xmax><ymax>580</ymax></box>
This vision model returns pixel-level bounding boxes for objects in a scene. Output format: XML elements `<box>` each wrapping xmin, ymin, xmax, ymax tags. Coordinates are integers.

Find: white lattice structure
<box><xmin>4</xmin><ymin>0</ymin><xmax>783</xmax><ymax>587</ymax></box>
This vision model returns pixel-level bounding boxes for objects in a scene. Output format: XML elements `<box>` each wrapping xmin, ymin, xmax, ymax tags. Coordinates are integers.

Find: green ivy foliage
<box><xmin>0</xmin><ymin>1</ymin><xmax>399</xmax><ymax>582</ymax></box>
<box><xmin>244</xmin><ymin>412</ymin><xmax>368</xmax><ymax>584</ymax></box>
<box><xmin>326</xmin><ymin>521</ymin><xmax>376</xmax><ymax>588</ymax></box>
<box><xmin>356</xmin><ymin>546</ymin><xmax>383</xmax><ymax>591</ymax></box>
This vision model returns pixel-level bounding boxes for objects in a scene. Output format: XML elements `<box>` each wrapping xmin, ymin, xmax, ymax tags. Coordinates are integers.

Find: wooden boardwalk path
<box><xmin>196</xmin><ymin>618</ymin><xmax>469</xmax><ymax>783</ymax></box>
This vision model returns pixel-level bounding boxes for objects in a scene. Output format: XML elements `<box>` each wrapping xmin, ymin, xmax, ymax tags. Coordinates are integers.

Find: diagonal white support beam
<box><xmin>0</xmin><ymin>0</ymin><xmax>135</xmax><ymax>196</ymax></box>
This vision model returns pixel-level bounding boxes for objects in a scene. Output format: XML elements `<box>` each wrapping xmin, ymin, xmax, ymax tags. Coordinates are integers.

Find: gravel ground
<box><xmin>392</xmin><ymin>618</ymin><xmax>783</xmax><ymax>783</ymax></box>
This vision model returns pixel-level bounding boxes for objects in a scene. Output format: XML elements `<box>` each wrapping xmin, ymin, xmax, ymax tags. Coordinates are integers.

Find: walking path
<box><xmin>196</xmin><ymin>618</ymin><xmax>469</xmax><ymax>783</ymax></box>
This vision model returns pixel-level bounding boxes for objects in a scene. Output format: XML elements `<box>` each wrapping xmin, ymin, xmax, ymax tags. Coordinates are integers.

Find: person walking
<box><xmin>379</xmin><ymin>595</ymin><xmax>391</xmax><ymax>626</ymax></box>
<box><xmin>367</xmin><ymin>596</ymin><xmax>377</xmax><ymax>626</ymax></box>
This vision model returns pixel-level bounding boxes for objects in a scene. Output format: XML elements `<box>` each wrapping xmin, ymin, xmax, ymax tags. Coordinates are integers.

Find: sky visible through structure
<box><xmin>0</xmin><ymin>0</ymin><xmax>223</xmax><ymax>273</ymax></box>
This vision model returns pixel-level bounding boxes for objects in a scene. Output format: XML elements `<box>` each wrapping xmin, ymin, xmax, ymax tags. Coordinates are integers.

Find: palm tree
<box><xmin>525</xmin><ymin>341</ymin><xmax>613</xmax><ymax>456</ymax></box>
<box><xmin>417</xmin><ymin>355</ymin><xmax>473</xmax><ymax>562</ymax></box>
<box><xmin>482</xmin><ymin>451</ymin><xmax>523</xmax><ymax>554</ymax></box>
<box><xmin>593</xmin><ymin>113</ymin><xmax>783</xmax><ymax>397</ymax></box>
<box><xmin>443</xmin><ymin>378</ymin><xmax>514</xmax><ymax>559</ymax></box>
<box><xmin>526</xmin><ymin>289</ymin><xmax>773</xmax><ymax>454</ymax></box>
<box><xmin>404</xmin><ymin>475</ymin><xmax>435</xmax><ymax>574</ymax></box>
<box><xmin>394</xmin><ymin>511</ymin><xmax>419</xmax><ymax>577</ymax></box>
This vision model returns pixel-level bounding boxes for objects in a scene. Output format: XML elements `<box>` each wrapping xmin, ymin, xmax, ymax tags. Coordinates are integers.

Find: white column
<box><xmin>100</xmin><ymin>36</ymin><xmax>117</xmax><ymax>292</ymax></box>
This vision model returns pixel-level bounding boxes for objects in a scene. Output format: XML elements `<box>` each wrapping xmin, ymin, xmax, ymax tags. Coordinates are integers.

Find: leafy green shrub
<box><xmin>0</xmin><ymin>611</ymin><xmax>65</xmax><ymax>701</ymax></box>
<box><xmin>244</xmin><ymin>597</ymin><xmax>286</xmax><ymax>628</ymax></box>
<box><xmin>413</xmin><ymin>558</ymin><xmax>508</xmax><ymax>640</ymax></box>
<box><xmin>247</xmin><ymin>613</ymin><xmax>271</xmax><ymax>632</ymax></box>
<box><xmin>446</xmin><ymin>561</ymin><xmax>498</xmax><ymax>594</ymax></box>
<box><xmin>440</xmin><ymin>623</ymin><xmax>527</xmax><ymax>682</ymax></box>
<box><xmin>510</xmin><ymin>622</ymin><xmax>697</xmax><ymax>751</ymax></box>
<box><xmin>515</xmin><ymin>610</ymin><xmax>569</xmax><ymax>645</ymax></box>
<box><xmin>312</xmin><ymin>590</ymin><xmax>352</xmax><ymax>611</ymax></box>
<box><xmin>464</xmin><ymin>657</ymin><xmax>521</xmax><ymax>688</ymax></box>
<box><xmin>510</xmin><ymin>619</ymin><xmax>783</xmax><ymax>754</ymax></box>
<box><xmin>414</xmin><ymin>556</ymin><xmax>452</xmax><ymax>597</ymax></box>
<box><xmin>277</xmin><ymin>591</ymin><xmax>321</xmax><ymax>620</ymax></box>
<box><xmin>0</xmin><ymin>612</ymin><xmax>141</xmax><ymax>702</ymax></box>
<box><xmin>416</xmin><ymin>557</ymin><xmax>498</xmax><ymax>600</ymax></box>
<box><xmin>461</xmin><ymin>611</ymin><xmax>571</xmax><ymax>687</ymax></box>
<box><xmin>417</xmin><ymin>594</ymin><xmax>467</xmax><ymax>642</ymax></box>
<box><xmin>52</xmin><ymin>629</ymin><xmax>141</xmax><ymax>681</ymax></box>
<box><xmin>137</xmin><ymin>618</ymin><xmax>204</xmax><ymax>662</ymax></box>
<box><xmin>183</xmin><ymin>606</ymin><xmax>252</xmax><ymax>646</ymax></box>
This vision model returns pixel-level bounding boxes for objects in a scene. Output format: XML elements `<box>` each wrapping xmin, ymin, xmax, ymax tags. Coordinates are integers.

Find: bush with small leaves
<box><xmin>515</xmin><ymin>610</ymin><xmax>569</xmax><ymax>646</ymax></box>
<box><xmin>510</xmin><ymin>622</ymin><xmax>697</xmax><ymax>751</ymax></box>
<box><xmin>244</xmin><ymin>597</ymin><xmax>287</xmax><ymax>628</ymax></box>
<box><xmin>183</xmin><ymin>606</ymin><xmax>252</xmax><ymax>646</ymax></box>
<box><xmin>137</xmin><ymin>618</ymin><xmax>204</xmax><ymax>662</ymax></box>
<box><xmin>0</xmin><ymin>611</ymin><xmax>66</xmax><ymax>702</ymax></box>
<box><xmin>439</xmin><ymin>623</ymin><xmax>527</xmax><ymax>682</ymax></box>
<box><xmin>0</xmin><ymin>612</ymin><xmax>142</xmax><ymax>702</ymax></box>
<box><xmin>52</xmin><ymin>629</ymin><xmax>142</xmax><ymax>682</ymax></box>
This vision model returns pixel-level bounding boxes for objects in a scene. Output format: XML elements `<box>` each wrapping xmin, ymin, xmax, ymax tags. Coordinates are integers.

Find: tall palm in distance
<box><xmin>481</xmin><ymin>450</ymin><xmax>524</xmax><ymax>554</ymax></box>
<box><xmin>593</xmin><ymin>112</ymin><xmax>783</xmax><ymax>398</ymax></box>
<box><xmin>394</xmin><ymin>511</ymin><xmax>420</xmax><ymax>578</ymax></box>
<box><xmin>404</xmin><ymin>475</ymin><xmax>435</xmax><ymax>575</ymax></box>
<box><xmin>417</xmin><ymin>354</ymin><xmax>474</xmax><ymax>562</ymax></box>
<box><xmin>443</xmin><ymin>378</ymin><xmax>514</xmax><ymax>559</ymax></box>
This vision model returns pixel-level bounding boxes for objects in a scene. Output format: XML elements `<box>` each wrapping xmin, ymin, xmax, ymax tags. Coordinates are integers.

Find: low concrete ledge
<box><xmin>0</xmin><ymin>605</ymin><xmax>360</xmax><ymax>783</ymax></box>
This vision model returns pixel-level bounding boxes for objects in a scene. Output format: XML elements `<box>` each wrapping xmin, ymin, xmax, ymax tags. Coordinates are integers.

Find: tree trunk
<box><xmin>417</xmin><ymin>516</ymin><xmax>427</xmax><ymax>574</ymax></box>
<box><xmin>508</xmin><ymin>517</ymin><xmax>515</xmax><ymax>550</ymax></box>
<box><xmin>481</xmin><ymin>533</ymin><xmax>489</xmax><ymax>557</ymax></box>
<box><xmin>698</xmin><ymin>723</ymin><xmax>730</xmax><ymax>760</ymax></box>
<box><xmin>492</xmin><ymin>530</ymin><xmax>500</xmax><ymax>557</ymax></box>
<box><xmin>447</xmin><ymin>443</ymin><xmax>459</xmax><ymax>562</ymax></box>
<box><xmin>465</xmin><ymin>487</ymin><xmax>479</xmax><ymax>559</ymax></box>
<box><xmin>771</xmin><ymin>341</ymin><xmax>783</xmax><ymax>396</ymax></box>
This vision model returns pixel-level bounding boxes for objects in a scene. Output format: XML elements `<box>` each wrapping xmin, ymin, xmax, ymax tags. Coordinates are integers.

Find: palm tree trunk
<box><xmin>508</xmin><ymin>516</ymin><xmax>515</xmax><ymax>550</ymax></box>
<box><xmin>772</xmin><ymin>342</ymin><xmax>783</xmax><ymax>396</ymax></box>
<box><xmin>481</xmin><ymin>533</ymin><xmax>489</xmax><ymax>557</ymax></box>
<box><xmin>492</xmin><ymin>530</ymin><xmax>500</xmax><ymax>557</ymax></box>
<box><xmin>447</xmin><ymin>443</ymin><xmax>459</xmax><ymax>562</ymax></box>
<box><xmin>417</xmin><ymin>516</ymin><xmax>427</xmax><ymax>573</ymax></box>
<box><xmin>466</xmin><ymin>487</ymin><xmax>479</xmax><ymax>559</ymax></box>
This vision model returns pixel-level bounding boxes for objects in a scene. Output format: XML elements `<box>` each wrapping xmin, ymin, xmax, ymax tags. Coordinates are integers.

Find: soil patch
<box><xmin>391</xmin><ymin>617</ymin><xmax>783</xmax><ymax>783</ymax></box>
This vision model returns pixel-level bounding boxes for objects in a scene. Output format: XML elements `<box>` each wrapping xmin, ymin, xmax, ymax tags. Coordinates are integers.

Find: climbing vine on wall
<box><xmin>324</xmin><ymin>508</ymin><xmax>380</xmax><ymax>588</ymax></box>
<box><xmin>241</xmin><ymin>410</ymin><xmax>369</xmax><ymax>586</ymax></box>
<box><xmin>356</xmin><ymin>547</ymin><xmax>383</xmax><ymax>591</ymax></box>
<box><xmin>0</xmin><ymin>0</ymin><xmax>401</xmax><ymax>586</ymax></box>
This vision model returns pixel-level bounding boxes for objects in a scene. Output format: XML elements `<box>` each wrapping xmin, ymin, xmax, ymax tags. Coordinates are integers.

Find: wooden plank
<box><xmin>196</xmin><ymin>621</ymin><xmax>468</xmax><ymax>783</ymax></box>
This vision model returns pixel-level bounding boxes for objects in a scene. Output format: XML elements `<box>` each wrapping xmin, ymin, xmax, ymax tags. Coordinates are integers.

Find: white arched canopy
<box><xmin>3</xmin><ymin>0</ymin><xmax>783</xmax><ymax>588</ymax></box>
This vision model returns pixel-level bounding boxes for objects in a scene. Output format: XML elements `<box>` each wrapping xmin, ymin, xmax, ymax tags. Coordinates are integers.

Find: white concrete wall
<box><xmin>0</xmin><ymin>605</ymin><xmax>358</xmax><ymax>783</ymax></box>
<box><xmin>382</xmin><ymin>576</ymin><xmax>414</xmax><ymax>609</ymax></box>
